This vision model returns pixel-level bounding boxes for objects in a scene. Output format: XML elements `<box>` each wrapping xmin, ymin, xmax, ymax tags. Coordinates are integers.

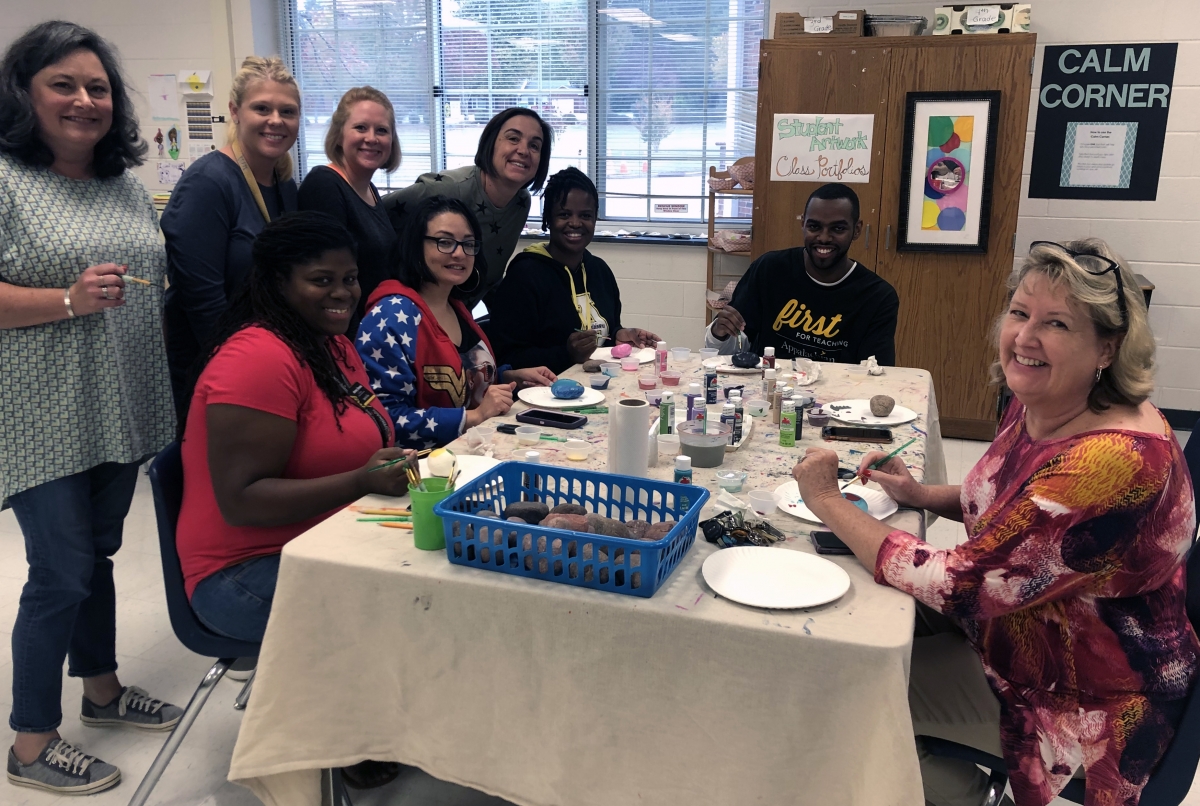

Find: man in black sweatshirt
<box><xmin>705</xmin><ymin>183</ymin><xmax>899</xmax><ymax>365</ymax></box>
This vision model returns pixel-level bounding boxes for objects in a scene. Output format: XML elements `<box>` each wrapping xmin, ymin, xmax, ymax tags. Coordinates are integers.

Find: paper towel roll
<box><xmin>607</xmin><ymin>398</ymin><xmax>650</xmax><ymax>477</ymax></box>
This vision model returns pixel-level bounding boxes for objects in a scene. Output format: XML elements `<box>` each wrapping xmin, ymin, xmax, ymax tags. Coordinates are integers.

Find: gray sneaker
<box><xmin>80</xmin><ymin>686</ymin><xmax>183</xmax><ymax>732</ymax></box>
<box><xmin>6</xmin><ymin>738</ymin><xmax>121</xmax><ymax>794</ymax></box>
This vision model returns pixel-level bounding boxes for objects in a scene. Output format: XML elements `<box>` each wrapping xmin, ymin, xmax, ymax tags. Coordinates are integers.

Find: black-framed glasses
<box><xmin>1029</xmin><ymin>240</ymin><xmax>1127</xmax><ymax>329</ymax></box>
<box><xmin>424</xmin><ymin>236</ymin><xmax>481</xmax><ymax>256</ymax></box>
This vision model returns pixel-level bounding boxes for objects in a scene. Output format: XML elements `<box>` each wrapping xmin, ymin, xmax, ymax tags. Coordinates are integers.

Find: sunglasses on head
<box><xmin>1028</xmin><ymin>241</ymin><xmax>1127</xmax><ymax>330</ymax></box>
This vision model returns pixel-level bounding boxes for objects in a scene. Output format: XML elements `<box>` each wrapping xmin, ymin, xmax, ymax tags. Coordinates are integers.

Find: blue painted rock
<box><xmin>551</xmin><ymin>379</ymin><xmax>585</xmax><ymax>399</ymax></box>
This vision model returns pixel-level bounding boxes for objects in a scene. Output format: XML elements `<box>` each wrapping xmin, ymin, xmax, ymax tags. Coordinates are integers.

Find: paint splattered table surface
<box><xmin>232</xmin><ymin>360</ymin><xmax>938</xmax><ymax>806</ymax></box>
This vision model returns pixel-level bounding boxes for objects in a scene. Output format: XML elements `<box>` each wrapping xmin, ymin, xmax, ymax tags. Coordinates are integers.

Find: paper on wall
<box><xmin>770</xmin><ymin>114</ymin><xmax>874</xmax><ymax>183</ymax></box>
<box><xmin>157</xmin><ymin>160</ymin><xmax>187</xmax><ymax>186</ymax></box>
<box><xmin>178</xmin><ymin>69</ymin><xmax>213</xmax><ymax>97</ymax></box>
<box><xmin>148</xmin><ymin>74</ymin><xmax>178</xmax><ymax>120</ymax></box>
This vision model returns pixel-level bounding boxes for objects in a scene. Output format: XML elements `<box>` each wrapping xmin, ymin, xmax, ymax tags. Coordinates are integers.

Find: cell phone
<box><xmin>821</xmin><ymin>425</ymin><xmax>893</xmax><ymax>443</ymax></box>
<box><xmin>810</xmin><ymin>530</ymin><xmax>853</xmax><ymax>555</ymax></box>
<box><xmin>515</xmin><ymin>408</ymin><xmax>589</xmax><ymax>430</ymax></box>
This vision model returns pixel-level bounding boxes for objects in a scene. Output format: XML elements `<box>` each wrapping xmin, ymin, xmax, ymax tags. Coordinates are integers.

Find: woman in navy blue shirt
<box><xmin>161</xmin><ymin>56</ymin><xmax>299</xmax><ymax>416</ymax></box>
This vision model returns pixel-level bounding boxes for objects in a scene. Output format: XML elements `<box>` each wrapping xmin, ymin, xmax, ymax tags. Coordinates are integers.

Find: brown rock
<box><xmin>475</xmin><ymin>510</ymin><xmax>500</xmax><ymax>519</ymax></box>
<box><xmin>870</xmin><ymin>394</ymin><xmax>896</xmax><ymax>417</ymax></box>
<box><xmin>582</xmin><ymin>360</ymin><xmax>604</xmax><ymax>373</ymax></box>
<box><xmin>550</xmin><ymin>503</ymin><xmax>588</xmax><ymax>516</ymax></box>
<box><xmin>642</xmin><ymin>521</ymin><xmax>675</xmax><ymax>542</ymax></box>
<box><xmin>586</xmin><ymin>514</ymin><xmax>632</xmax><ymax>539</ymax></box>
<box><xmin>540</xmin><ymin>513</ymin><xmax>591</xmax><ymax>532</ymax></box>
<box><xmin>625</xmin><ymin>520</ymin><xmax>651</xmax><ymax>540</ymax></box>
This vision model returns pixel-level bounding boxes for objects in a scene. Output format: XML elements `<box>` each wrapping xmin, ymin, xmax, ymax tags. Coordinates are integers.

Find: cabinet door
<box><xmin>873</xmin><ymin>37</ymin><xmax>1035</xmax><ymax>439</ymax></box>
<box><xmin>752</xmin><ymin>42</ymin><xmax>891</xmax><ymax>267</ymax></box>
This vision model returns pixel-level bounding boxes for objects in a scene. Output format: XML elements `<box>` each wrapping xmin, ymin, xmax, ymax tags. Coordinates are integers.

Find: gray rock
<box><xmin>503</xmin><ymin>502</ymin><xmax>549</xmax><ymax>523</ymax></box>
<box><xmin>550</xmin><ymin>503</ymin><xmax>588</xmax><ymax>516</ymax></box>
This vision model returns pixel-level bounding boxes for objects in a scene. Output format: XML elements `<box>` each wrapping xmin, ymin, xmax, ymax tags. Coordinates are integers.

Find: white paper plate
<box><xmin>711</xmin><ymin>359</ymin><xmax>765</xmax><ymax>375</ymax></box>
<box><xmin>419</xmin><ymin>455</ymin><xmax>499</xmax><ymax>487</ymax></box>
<box><xmin>825</xmin><ymin>398</ymin><xmax>918</xmax><ymax>426</ymax></box>
<box><xmin>772</xmin><ymin>481</ymin><xmax>898</xmax><ymax>525</ymax></box>
<box><xmin>591</xmin><ymin>346</ymin><xmax>655</xmax><ymax>364</ymax></box>
<box><xmin>702</xmin><ymin>546</ymin><xmax>851</xmax><ymax>609</ymax></box>
<box><xmin>517</xmin><ymin>385</ymin><xmax>606</xmax><ymax>410</ymax></box>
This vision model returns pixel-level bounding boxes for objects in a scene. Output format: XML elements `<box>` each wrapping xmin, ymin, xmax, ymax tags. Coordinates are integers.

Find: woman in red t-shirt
<box><xmin>177</xmin><ymin>211</ymin><xmax>412</xmax><ymax>643</ymax></box>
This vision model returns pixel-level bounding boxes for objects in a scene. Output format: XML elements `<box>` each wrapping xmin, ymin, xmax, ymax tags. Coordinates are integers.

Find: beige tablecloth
<box><xmin>229</xmin><ymin>362</ymin><xmax>946</xmax><ymax>806</ymax></box>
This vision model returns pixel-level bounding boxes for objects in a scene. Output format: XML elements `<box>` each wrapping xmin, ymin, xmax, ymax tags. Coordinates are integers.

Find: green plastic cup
<box><xmin>409</xmin><ymin>478</ymin><xmax>451</xmax><ymax>551</ymax></box>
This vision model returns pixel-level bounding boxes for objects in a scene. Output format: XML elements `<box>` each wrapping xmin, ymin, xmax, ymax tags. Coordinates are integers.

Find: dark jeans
<box><xmin>190</xmin><ymin>554</ymin><xmax>280</xmax><ymax>644</ymax></box>
<box><xmin>7</xmin><ymin>461</ymin><xmax>140</xmax><ymax>733</ymax></box>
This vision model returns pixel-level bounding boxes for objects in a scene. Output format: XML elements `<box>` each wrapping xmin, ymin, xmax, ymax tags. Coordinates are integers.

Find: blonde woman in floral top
<box><xmin>0</xmin><ymin>21</ymin><xmax>179</xmax><ymax>795</ymax></box>
<box><xmin>793</xmin><ymin>239</ymin><xmax>1198</xmax><ymax>806</ymax></box>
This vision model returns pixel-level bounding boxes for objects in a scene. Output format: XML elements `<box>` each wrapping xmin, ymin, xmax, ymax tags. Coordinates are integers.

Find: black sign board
<box><xmin>1029</xmin><ymin>43</ymin><xmax>1177</xmax><ymax>200</ymax></box>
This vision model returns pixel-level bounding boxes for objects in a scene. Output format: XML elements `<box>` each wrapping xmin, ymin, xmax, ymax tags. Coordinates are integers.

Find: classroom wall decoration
<box><xmin>769</xmin><ymin>113</ymin><xmax>875</xmax><ymax>184</ymax></box>
<box><xmin>1029</xmin><ymin>44</ymin><xmax>1177</xmax><ymax>200</ymax></box>
<box><xmin>898</xmin><ymin>91</ymin><xmax>999</xmax><ymax>253</ymax></box>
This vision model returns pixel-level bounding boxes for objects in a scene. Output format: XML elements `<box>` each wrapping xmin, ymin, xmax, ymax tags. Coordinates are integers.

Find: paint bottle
<box><xmin>790</xmin><ymin>395</ymin><xmax>806</xmax><ymax>441</ymax></box>
<box><xmin>704</xmin><ymin>369</ymin><xmax>719</xmax><ymax>405</ymax></box>
<box><xmin>721</xmin><ymin>402</ymin><xmax>736</xmax><ymax>446</ymax></box>
<box><xmin>655</xmin><ymin>340</ymin><xmax>668</xmax><ymax>375</ymax></box>
<box><xmin>730</xmin><ymin>391</ymin><xmax>744</xmax><ymax>444</ymax></box>
<box><xmin>674</xmin><ymin>455</ymin><xmax>693</xmax><ymax>513</ymax></box>
<box><xmin>686</xmin><ymin>382</ymin><xmax>703</xmax><ymax>421</ymax></box>
<box><xmin>779</xmin><ymin>397</ymin><xmax>797</xmax><ymax>447</ymax></box>
<box><xmin>659</xmin><ymin>391</ymin><xmax>675</xmax><ymax>434</ymax></box>
<box><xmin>762</xmin><ymin>368</ymin><xmax>777</xmax><ymax>403</ymax></box>
<box><xmin>763</xmin><ymin>346</ymin><xmax>776</xmax><ymax>369</ymax></box>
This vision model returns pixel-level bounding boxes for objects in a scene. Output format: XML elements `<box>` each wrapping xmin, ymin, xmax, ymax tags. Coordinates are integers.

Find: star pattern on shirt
<box><xmin>385</xmin><ymin>333</ymin><xmax>397</xmax><ymax>347</ymax></box>
<box><xmin>425</xmin><ymin>417</ymin><xmax>437</xmax><ymax>432</ymax></box>
<box><xmin>434</xmin><ymin>174</ymin><xmax>445</xmax><ymax>181</ymax></box>
<box><xmin>395</xmin><ymin>310</ymin><xmax>410</xmax><ymax>325</ymax></box>
<box><xmin>399</xmin><ymin>332</ymin><xmax>413</xmax><ymax>347</ymax></box>
<box><xmin>489</xmin><ymin>222</ymin><xmax>501</xmax><ymax>234</ymax></box>
<box><xmin>358</xmin><ymin>331</ymin><xmax>372</xmax><ymax>344</ymax></box>
<box><xmin>385</xmin><ymin>365</ymin><xmax>400</xmax><ymax>379</ymax></box>
<box><xmin>369</xmin><ymin>348</ymin><xmax>382</xmax><ymax>361</ymax></box>
<box><xmin>475</xmin><ymin>201</ymin><xmax>487</xmax><ymax>214</ymax></box>
<box><xmin>370</xmin><ymin>304</ymin><xmax>382</xmax><ymax>316</ymax></box>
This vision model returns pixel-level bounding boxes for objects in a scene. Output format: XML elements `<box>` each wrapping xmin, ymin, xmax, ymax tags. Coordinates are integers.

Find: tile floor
<box><xmin>0</xmin><ymin>436</ymin><xmax>1193</xmax><ymax>806</ymax></box>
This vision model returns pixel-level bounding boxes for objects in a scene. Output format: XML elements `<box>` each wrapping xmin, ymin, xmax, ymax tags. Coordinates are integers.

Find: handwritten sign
<box><xmin>770</xmin><ymin>114</ymin><xmax>874</xmax><ymax>184</ymax></box>
<box><xmin>803</xmin><ymin>16</ymin><xmax>833</xmax><ymax>33</ymax></box>
<box><xmin>965</xmin><ymin>5</ymin><xmax>1001</xmax><ymax>25</ymax></box>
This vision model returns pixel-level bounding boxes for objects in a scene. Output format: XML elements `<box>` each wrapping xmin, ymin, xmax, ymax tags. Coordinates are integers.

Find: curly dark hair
<box><xmin>394</xmin><ymin>195</ymin><xmax>487</xmax><ymax>301</ymax></box>
<box><xmin>541</xmin><ymin>166</ymin><xmax>598</xmax><ymax>231</ymax></box>
<box><xmin>0</xmin><ymin>20</ymin><xmax>146</xmax><ymax>177</ymax></box>
<box><xmin>474</xmin><ymin>107</ymin><xmax>553</xmax><ymax>192</ymax></box>
<box><xmin>180</xmin><ymin>212</ymin><xmax>360</xmax><ymax>436</ymax></box>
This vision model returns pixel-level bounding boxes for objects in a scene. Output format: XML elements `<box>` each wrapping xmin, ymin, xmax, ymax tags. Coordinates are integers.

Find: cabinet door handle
<box><xmin>885</xmin><ymin>224</ymin><xmax>892</xmax><ymax>251</ymax></box>
<box><xmin>864</xmin><ymin>223</ymin><xmax>871</xmax><ymax>249</ymax></box>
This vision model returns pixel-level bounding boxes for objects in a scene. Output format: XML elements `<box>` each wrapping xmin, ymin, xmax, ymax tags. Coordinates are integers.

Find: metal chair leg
<box><xmin>126</xmin><ymin>658</ymin><xmax>234</xmax><ymax>806</ymax></box>
<box><xmin>321</xmin><ymin>767</ymin><xmax>354</xmax><ymax>806</ymax></box>
<box><xmin>233</xmin><ymin>670</ymin><xmax>255</xmax><ymax>710</ymax></box>
<box><xmin>982</xmin><ymin>769</ymin><xmax>1009</xmax><ymax>806</ymax></box>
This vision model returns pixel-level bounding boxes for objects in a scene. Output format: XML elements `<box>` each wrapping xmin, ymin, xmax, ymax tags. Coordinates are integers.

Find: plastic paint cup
<box><xmin>409</xmin><ymin>478</ymin><xmax>451</xmax><ymax>551</ymax></box>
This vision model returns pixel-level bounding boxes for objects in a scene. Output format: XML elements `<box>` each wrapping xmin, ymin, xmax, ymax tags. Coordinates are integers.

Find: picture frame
<box><xmin>897</xmin><ymin>91</ymin><xmax>1000</xmax><ymax>253</ymax></box>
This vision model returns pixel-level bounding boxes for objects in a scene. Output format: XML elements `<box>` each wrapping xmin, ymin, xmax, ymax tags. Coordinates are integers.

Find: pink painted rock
<box><xmin>610</xmin><ymin>343</ymin><xmax>633</xmax><ymax>358</ymax></box>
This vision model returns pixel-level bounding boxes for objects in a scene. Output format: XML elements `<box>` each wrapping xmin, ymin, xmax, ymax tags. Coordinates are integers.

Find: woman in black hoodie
<box><xmin>485</xmin><ymin>167</ymin><xmax>659</xmax><ymax>374</ymax></box>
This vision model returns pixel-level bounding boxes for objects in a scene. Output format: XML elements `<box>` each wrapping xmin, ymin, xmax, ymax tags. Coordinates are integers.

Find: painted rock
<box><xmin>870</xmin><ymin>394</ymin><xmax>896</xmax><ymax>417</ymax></box>
<box><xmin>610</xmin><ymin>343</ymin><xmax>633</xmax><ymax>358</ymax></box>
<box><xmin>551</xmin><ymin>379</ymin><xmax>585</xmax><ymax>399</ymax></box>
<box><xmin>732</xmin><ymin>351</ymin><xmax>760</xmax><ymax>369</ymax></box>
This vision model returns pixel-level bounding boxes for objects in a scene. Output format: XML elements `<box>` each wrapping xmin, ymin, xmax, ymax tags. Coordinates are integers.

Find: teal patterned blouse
<box><xmin>0</xmin><ymin>154</ymin><xmax>175</xmax><ymax>503</ymax></box>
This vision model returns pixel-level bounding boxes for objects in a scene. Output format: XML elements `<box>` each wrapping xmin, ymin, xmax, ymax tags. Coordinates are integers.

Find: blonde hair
<box><xmin>226</xmin><ymin>56</ymin><xmax>300</xmax><ymax>181</ymax></box>
<box><xmin>990</xmin><ymin>237</ymin><xmax>1155</xmax><ymax>412</ymax></box>
<box><xmin>324</xmin><ymin>86</ymin><xmax>401</xmax><ymax>173</ymax></box>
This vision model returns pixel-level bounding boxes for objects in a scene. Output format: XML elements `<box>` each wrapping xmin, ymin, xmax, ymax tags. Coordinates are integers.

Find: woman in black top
<box><xmin>297</xmin><ymin>86</ymin><xmax>399</xmax><ymax>334</ymax></box>
<box><xmin>487</xmin><ymin>168</ymin><xmax>658</xmax><ymax>374</ymax></box>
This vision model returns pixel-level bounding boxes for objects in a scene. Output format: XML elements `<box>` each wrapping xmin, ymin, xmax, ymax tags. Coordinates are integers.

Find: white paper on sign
<box><xmin>803</xmin><ymin>16</ymin><xmax>833</xmax><ymax>33</ymax></box>
<box><xmin>1068</xmin><ymin>124</ymin><xmax>1132</xmax><ymax>187</ymax></box>
<box><xmin>770</xmin><ymin>114</ymin><xmax>874</xmax><ymax>184</ymax></box>
<box><xmin>148</xmin><ymin>74</ymin><xmax>178</xmax><ymax>120</ymax></box>
<box><xmin>157</xmin><ymin>160</ymin><xmax>186</xmax><ymax>186</ymax></box>
<box><xmin>965</xmin><ymin>5</ymin><xmax>1001</xmax><ymax>25</ymax></box>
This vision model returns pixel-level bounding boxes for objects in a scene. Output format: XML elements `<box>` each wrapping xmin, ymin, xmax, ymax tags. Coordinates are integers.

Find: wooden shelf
<box><xmin>711</xmin><ymin>187</ymin><xmax>753</xmax><ymax>196</ymax></box>
<box><xmin>707</xmin><ymin>244</ymin><xmax>753</xmax><ymax>255</ymax></box>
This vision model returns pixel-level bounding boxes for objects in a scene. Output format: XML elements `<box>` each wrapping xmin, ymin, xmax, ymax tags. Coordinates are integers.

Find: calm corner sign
<box><xmin>1030</xmin><ymin>43</ymin><xmax>1177</xmax><ymax>200</ymax></box>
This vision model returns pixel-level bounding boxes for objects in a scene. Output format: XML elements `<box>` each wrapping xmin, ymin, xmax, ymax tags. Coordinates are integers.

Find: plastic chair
<box><xmin>127</xmin><ymin>443</ymin><xmax>261</xmax><ymax>806</ymax></box>
<box><xmin>919</xmin><ymin>417</ymin><xmax>1200</xmax><ymax>805</ymax></box>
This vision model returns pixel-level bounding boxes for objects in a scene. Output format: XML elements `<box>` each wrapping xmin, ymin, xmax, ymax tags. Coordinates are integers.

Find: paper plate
<box><xmin>772</xmin><ymin>481</ymin><xmax>898</xmax><ymax>526</ymax></box>
<box><xmin>591</xmin><ymin>346</ymin><xmax>655</xmax><ymax>364</ymax></box>
<box><xmin>419</xmin><ymin>455</ymin><xmax>499</xmax><ymax>487</ymax></box>
<box><xmin>702</xmin><ymin>546</ymin><xmax>851</xmax><ymax>609</ymax></box>
<box><xmin>517</xmin><ymin>386</ymin><xmax>606</xmax><ymax>410</ymax></box>
<box><xmin>711</xmin><ymin>358</ymin><xmax>765</xmax><ymax>375</ymax></box>
<box><xmin>825</xmin><ymin>398</ymin><xmax>918</xmax><ymax>426</ymax></box>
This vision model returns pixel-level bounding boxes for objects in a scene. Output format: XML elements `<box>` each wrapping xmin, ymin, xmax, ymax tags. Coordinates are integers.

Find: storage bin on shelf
<box><xmin>434</xmin><ymin>461</ymin><xmax>710</xmax><ymax>598</ymax></box>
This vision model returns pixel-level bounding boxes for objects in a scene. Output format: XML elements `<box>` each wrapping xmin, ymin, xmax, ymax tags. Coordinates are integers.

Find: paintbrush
<box><xmin>378</xmin><ymin>521</ymin><xmax>414</xmax><ymax>530</ymax></box>
<box><xmin>350</xmin><ymin>506</ymin><xmax>411</xmax><ymax>515</ymax></box>
<box><xmin>357</xmin><ymin>515</ymin><xmax>412</xmax><ymax>522</ymax></box>
<box><xmin>123</xmin><ymin>275</ymin><xmax>152</xmax><ymax>286</ymax></box>
<box><xmin>367</xmin><ymin>447</ymin><xmax>433</xmax><ymax>474</ymax></box>
<box><xmin>840</xmin><ymin>437</ymin><xmax>918</xmax><ymax>492</ymax></box>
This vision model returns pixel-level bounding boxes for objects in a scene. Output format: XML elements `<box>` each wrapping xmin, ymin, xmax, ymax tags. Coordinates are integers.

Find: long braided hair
<box><xmin>180</xmin><ymin>211</ymin><xmax>359</xmax><ymax>436</ymax></box>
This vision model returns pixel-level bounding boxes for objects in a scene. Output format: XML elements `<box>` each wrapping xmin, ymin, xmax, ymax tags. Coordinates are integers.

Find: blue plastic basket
<box><xmin>433</xmin><ymin>461</ymin><xmax>709</xmax><ymax>598</ymax></box>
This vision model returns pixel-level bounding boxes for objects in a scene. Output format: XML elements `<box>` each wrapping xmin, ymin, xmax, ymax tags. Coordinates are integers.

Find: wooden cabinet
<box><xmin>751</xmin><ymin>34</ymin><xmax>1036</xmax><ymax>439</ymax></box>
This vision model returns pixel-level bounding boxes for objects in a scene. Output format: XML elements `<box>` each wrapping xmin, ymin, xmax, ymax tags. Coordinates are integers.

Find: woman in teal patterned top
<box><xmin>0</xmin><ymin>21</ymin><xmax>180</xmax><ymax>795</ymax></box>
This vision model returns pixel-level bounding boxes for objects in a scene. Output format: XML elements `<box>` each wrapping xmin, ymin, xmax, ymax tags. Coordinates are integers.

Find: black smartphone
<box><xmin>810</xmin><ymin>530</ymin><xmax>853</xmax><ymax>555</ymax></box>
<box><xmin>515</xmin><ymin>408</ymin><xmax>589</xmax><ymax>430</ymax></box>
<box><xmin>821</xmin><ymin>425</ymin><xmax>893</xmax><ymax>443</ymax></box>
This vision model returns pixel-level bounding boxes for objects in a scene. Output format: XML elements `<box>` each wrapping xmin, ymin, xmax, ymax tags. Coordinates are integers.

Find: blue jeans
<box><xmin>190</xmin><ymin>554</ymin><xmax>280</xmax><ymax>643</ymax></box>
<box><xmin>7</xmin><ymin>461</ymin><xmax>140</xmax><ymax>733</ymax></box>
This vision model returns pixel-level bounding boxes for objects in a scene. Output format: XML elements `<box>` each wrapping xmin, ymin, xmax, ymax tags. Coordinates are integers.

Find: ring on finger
<box><xmin>101</xmin><ymin>285</ymin><xmax>111</xmax><ymax>300</ymax></box>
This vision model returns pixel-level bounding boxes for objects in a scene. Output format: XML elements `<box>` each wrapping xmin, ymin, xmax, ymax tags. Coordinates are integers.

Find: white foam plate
<box><xmin>825</xmin><ymin>398</ymin><xmax>918</xmax><ymax>426</ymax></box>
<box><xmin>772</xmin><ymin>481</ymin><xmax>898</xmax><ymax>526</ymax></box>
<box><xmin>419</xmin><ymin>455</ymin><xmax>499</xmax><ymax>487</ymax></box>
<box><xmin>711</xmin><ymin>358</ymin><xmax>765</xmax><ymax>375</ymax></box>
<box><xmin>517</xmin><ymin>385</ymin><xmax>606</xmax><ymax>410</ymax></box>
<box><xmin>591</xmin><ymin>346</ymin><xmax>655</xmax><ymax>364</ymax></box>
<box><xmin>702</xmin><ymin>546</ymin><xmax>851</xmax><ymax>609</ymax></box>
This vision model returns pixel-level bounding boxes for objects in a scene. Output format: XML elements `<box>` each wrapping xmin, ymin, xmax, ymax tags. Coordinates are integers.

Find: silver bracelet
<box><xmin>63</xmin><ymin>287</ymin><xmax>75</xmax><ymax>318</ymax></box>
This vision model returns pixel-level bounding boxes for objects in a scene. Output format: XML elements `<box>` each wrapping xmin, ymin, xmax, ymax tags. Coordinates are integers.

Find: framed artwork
<box><xmin>897</xmin><ymin>91</ymin><xmax>1000</xmax><ymax>253</ymax></box>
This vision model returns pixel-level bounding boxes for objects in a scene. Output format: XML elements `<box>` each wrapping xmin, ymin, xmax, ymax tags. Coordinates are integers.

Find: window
<box><xmin>282</xmin><ymin>0</ymin><xmax>763</xmax><ymax>221</ymax></box>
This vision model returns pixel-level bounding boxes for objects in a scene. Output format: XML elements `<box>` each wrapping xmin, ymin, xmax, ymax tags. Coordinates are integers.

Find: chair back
<box><xmin>148</xmin><ymin>443</ymin><xmax>261</xmax><ymax>659</ymax></box>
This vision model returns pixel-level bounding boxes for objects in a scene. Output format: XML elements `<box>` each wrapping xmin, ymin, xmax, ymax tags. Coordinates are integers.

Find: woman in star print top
<box><xmin>357</xmin><ymin>196</ymin><xmax>554</xmax><ymax>448</ymax></box>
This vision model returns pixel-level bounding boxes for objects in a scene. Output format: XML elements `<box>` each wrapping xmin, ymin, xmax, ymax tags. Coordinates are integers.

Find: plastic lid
<box><xmin>764</xmin><ymin>368</ymin><xmax>777</xmax><ymax>379</ymax></box>
<box><xmin>662</xmin><ymin>390</ymin><xmax>674</xmax><ymax>399</ymax></box>
<box><xmin>525</xmin><ymin>451</ymin><xmax>541</xmax><ymax>462</ymax></box>
<box><xmin>687</xmin><ymin>382</ymin><xmax>702</xmax><ymax>393</ymax></box>
<box><xmin>764</xmin><ymin>347</ymin><xmax>775</xmax><ymax>356</ymax></box>
<box><xmin>675</xmin><ymin>455</ymin><xmax>692</xmax><ymax>470</ymax></box>
<box><xmin>656</xmin><ymin>341</ymin><xmax>667</xmax><ymax>349</ymax></box>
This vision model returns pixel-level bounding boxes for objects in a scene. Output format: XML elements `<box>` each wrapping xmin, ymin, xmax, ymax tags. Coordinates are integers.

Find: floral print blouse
<box><xmin>876</xmin><ymin>401</ymin><xmax>1198</xmax><ymax>806</ymax></box>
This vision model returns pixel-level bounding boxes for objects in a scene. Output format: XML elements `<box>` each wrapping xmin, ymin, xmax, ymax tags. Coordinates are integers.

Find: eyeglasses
<box><xmin>424</xmin><ymin>236</ymin><xmax>481</xmax><ymax>256</ymax></box>
<box><xmin>1029</xmin><ymin>241</ymin><xmax>1128</xmax><ymax>329</ymax></box>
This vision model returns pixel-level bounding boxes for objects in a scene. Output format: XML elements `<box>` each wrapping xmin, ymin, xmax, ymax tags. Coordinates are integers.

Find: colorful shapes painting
<box><xmin>922</xmin><ymin>115</ymin><xmax>973</xmax><ymax>231</ymax></box>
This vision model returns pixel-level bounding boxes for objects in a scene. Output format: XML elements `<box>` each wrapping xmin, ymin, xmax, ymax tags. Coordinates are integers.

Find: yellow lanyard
<box><xmin>562</xmin><ymin>260</ymin><xmax>592</xmax><ymax>331</ymax></box>
<box><xmin>230</xmin><ymin>137</ymin><xmax>274</xmax><ymax>223</ymax></box>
